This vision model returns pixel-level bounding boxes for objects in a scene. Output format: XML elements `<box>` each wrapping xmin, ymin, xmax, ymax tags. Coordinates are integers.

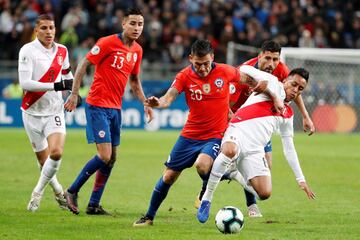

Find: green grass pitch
<box><xmin>0</xmin><ymin>128</ymin><xmax>359</xmax><ymax>240</ymax></box>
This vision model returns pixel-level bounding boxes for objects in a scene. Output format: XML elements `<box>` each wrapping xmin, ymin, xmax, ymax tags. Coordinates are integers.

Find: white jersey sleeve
<box><xmin>279</xmin><ymin>118</ymin><xmax>305</xmax><ymax>183</ymax></box>
<box><xmin>18</xmin><ymin>47</ymin><xmax>54</xmax><ymax>91</ymax></box>
<box><xmin>239</xmin><ymin>65</ymin><xmax>286</xmax><ymax>107</ymax></box>
<box><xmin>239</xmin><ymin>65</ymin><xmax>279</xmax><ymax>83</ymax></box>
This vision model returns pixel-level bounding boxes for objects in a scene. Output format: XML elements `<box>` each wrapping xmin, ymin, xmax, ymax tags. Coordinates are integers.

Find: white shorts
<box><xmin>22</xmin><ymin>111</ymin><xmax>66</xmax><ymax>152</ymax></box>
<box><xmin>236</xmin><ymin>152</ymin><xmax>271</xmax><ymax>183</ymax></box>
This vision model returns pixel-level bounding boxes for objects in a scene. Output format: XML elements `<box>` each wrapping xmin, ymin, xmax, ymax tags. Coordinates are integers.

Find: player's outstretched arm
<box><xmin>64</xmin><ymin>57</ymin><xmax>91</xmax><ymax>112</ymax></box>
<box><xmin>144</xmin><ymin>87</ymin><xmax>179</xmax><ymax>109</ymax></box>
<box><xmin>294</xmin><ymin>95</ymin><xmax>315</xmax><ymax>135</ymax></box>
<box><xmin>129</xmin><ymin>74</ymin><xmax>154</xmax><ymax>123</ymax></box>
<box><xmin>281</xmin><ymin>135</ymin><xmax>315</xmax><ymax>199</ymax></box>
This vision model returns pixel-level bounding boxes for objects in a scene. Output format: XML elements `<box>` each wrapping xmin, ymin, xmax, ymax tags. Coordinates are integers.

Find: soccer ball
<box><xmin>215</xmin><ymin>206</ymin><xmax>244</xmax><ymax>234</ymax></box>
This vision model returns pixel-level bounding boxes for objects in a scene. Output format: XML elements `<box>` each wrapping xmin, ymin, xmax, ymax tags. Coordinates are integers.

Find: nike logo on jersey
<box><xmin>190</xmin><ymin>84</ymin><xmax>197</xmax><ymax>87</ymax></box>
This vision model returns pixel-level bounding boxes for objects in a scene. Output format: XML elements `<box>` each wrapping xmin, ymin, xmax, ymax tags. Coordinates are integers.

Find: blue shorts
<box><xmin>165</xmin><ymin>136</ymin><xmax>221</xmax><ymax>172</ymax></box>
<box><xmin>85</xmin><ymin>103</ymin><xmax>122</xmax><ymax>146</ymax></box>
<box><xmin>264</xmin><ymin>140</ymin><xmax>272</xmax><ymax>153</ymax></box>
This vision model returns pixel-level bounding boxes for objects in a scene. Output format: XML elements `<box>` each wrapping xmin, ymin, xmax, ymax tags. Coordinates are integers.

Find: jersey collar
<box><xmin>34</xmin><ymin>38</ymin><xmax>57</xmax><ymax>53</ymax></box>
<box><xmin>117</xmin><ymin>32</ymin><xmax>123</xmax><ymax>41</ymax></box>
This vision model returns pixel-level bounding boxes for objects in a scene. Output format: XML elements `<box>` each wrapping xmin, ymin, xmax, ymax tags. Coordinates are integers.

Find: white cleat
<box><xmin>27</xmin><ymin>191</ymin><xmax>42</xmax><ymax>212</ymax></box>
<box><xmin>54</xmin><ymin>191</ymin><xmax>68</xmax><ymax>210</ymax></box>
<box><xmin>248</xmin><ymin>203</ymin><xmax>263</xmax><ymax>218</ymax></box>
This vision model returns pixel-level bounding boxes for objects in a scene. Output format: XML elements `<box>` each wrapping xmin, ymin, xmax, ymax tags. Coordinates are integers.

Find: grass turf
<box><xmin>0</xmin><ymin>129</ymin><xmax>359</xmax><ymax>239</ymax></box>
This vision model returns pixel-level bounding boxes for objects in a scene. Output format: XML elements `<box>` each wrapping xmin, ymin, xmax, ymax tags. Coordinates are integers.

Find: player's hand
<box><xmin>64</xmin><ymin>93</ymin><xmax>79</xmax><ymax>112</ymax></box>
<box><xmin>251</xmin><ymin>80</ymin><xmax>268</xmax><ymax>95</ymax></box>
<box><xmin>144</xmin><ymin>96</ymin><xmax>160</xmax><ymax>107</ymax></box>
<box><xmin>228</xmin><ymin>108</ymin><xmax>234</xmax><ymax>121</ymax></box>
<box><xmin>298</xmin><ymin>181</ymin><xmax>316</xmax><ymax>200</ymax></box>
<box><xmin>303</xmin><ymin>117</ymin><xmax>315</xmax><ymax>136</ymax></box>
<box><xmin>272</xmin><ymin>96</ymin><xmax>285</xmax><ymax>114</ymax></box>
<box><xmin>144</xmin><ymin>106</ymin><xmax>154</xmax><ymax>123</ymax></box>
<box><xmin>54</xmin><ymin>79</ymin><xmax>73</xmax><ymax>91</ymax></box>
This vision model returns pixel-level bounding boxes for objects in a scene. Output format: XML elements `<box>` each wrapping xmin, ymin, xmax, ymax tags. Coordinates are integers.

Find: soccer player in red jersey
<box><xmin>64</xmin><ymin>8</ymin><xmax>153</xmax><ymax>215</ymax></box>
<box><xmin>132</xmin><ymin>40</ymin><xmax>277</xmax><ymax>226</ymax></box>
<box><xmin>133</xmin><ymin>40</ymin><xmax>242</xmax><ymax>226</ymax></box>
<box><xmin>230</xmin><ymin>40</ymin><xmax>315</xmax><ymax>217</ymax></box>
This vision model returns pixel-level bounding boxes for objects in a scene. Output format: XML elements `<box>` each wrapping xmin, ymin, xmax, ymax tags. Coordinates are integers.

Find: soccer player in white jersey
<box><xmin>197</xmin><ymin>66</ymin><xmax>316</xmax><ymax>223</ymax></box>
<box><xmin>18</xmin><ymin>14</ymin><xmax>74</xmax><ymax>212</ymax></box>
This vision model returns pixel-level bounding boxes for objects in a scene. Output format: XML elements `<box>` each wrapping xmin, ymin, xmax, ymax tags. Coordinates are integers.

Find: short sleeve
<box><xmin>171</xmin><ymin>71</ymin><xmax>186</xmax><ymax>94</ymax></box>
<box><xmin>86</xmin><ymin>37</ymin><xmax>111</xmax><ymax>65</ymax></box>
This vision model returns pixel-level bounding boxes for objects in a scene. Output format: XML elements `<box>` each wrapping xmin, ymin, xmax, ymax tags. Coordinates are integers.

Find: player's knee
<box><xmin>49</xmin><ymin>148</ymin><xmax>62</xmax><ymax>160</ymax></box>
<box><xmin>195</xmin><ymin>161</ymin><xmax>211</xmax><ymax>176</ymax></box>
<box><xmin>162</xmin><ymin>171</ymin><xmax>178</xmax><ymax>184</ymax></box>
<box><xmin>98</xmin><ymin>152</ymin><xmax>112</xmax><ymax>162</ymax></box>
<box><xmin>221</xmin><ymin>143</ymin><xmax>238</xmax><ymax>159</ymax></box>
<box><xmin>258</xmin><ymin>189</ymin><xmax>272</xmax><ymax>200</ymax></box>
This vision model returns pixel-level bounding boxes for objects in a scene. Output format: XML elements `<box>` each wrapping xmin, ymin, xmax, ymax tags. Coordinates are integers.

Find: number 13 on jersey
<box><xmin>111</xmin><ymin>55</ymin><xmax>124</xmax><ymax>69</ymax></box>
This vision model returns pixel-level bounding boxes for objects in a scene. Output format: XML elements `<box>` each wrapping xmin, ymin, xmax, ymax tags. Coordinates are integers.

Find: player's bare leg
<box><xmin>249</xmin><ymin>176</ymin><xmax>272</xmax><ymax>200</ymax></box>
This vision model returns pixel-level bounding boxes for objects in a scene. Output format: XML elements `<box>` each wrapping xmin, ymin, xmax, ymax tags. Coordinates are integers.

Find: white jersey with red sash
<box><xmin>225</xmin><ymin>76</ymin><xmax>294</xmax><ymax>155</ymax></box>
<box><xmin>18</xmin><ymin>38</ymin><xmax>70</xmax><ymax>116</ymax></box>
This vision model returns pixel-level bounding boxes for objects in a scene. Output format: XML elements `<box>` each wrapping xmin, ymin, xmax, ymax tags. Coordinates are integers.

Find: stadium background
<box><xmin>1</xmin><ymin>0</ymin><xmax>360</xmax><ymax>132</ymax></box>
<box><xmin>1</xmin><ymin>2</ymin><xmax>360</xmax><ymax>240</ymax></box>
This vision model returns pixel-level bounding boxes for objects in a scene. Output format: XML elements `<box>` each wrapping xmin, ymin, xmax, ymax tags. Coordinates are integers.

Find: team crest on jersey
<box><xmin>98</xmin><ymin>130</ymin><xmax>106</xmax><ymax>138</ymax></box>
<box><xmin>57</xmin><ymin>56</ymin><xmax>63</xmax><ymax>65</ymax></box>
<box><xmin>203</xmin><ymin>83</ymin><xmax>211</xmax><ymax>93</ymax></box>
<box><xmin>133</xmin><ymin>53</ymin><xmax>137</xmax><ymax>62</ymax></box>
<box><xmin>91</xmin><ymin>45</ymin><xmax>100</xmax><ymax>55</ymax></box>
<box><xmin>214</xmin><ymin>78</ymin><xmax>224</xmax><ymax>88</ymax></box>
<box><xmin>127</xmin><ymin>52</ymin><xmax>132</xmax><ymax>62</ymax></box>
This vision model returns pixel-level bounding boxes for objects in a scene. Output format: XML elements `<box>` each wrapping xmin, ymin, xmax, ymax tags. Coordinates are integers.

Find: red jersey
<box><xmin>230</xmin><ymin>57</ymin><xmax>290</xmax><ymax>112</ymax></box>
<box><xmin>86</xmin><ymin>34</ymin><xmax>143</xmax><ymax>109</ymax></box>
<box><xmin>172</xmin><ymin>63</ymin><xmax>240</xmax><ymax>140</ymax></box>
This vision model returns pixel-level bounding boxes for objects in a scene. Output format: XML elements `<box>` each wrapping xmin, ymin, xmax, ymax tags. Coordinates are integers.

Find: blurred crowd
<box><xmin>0</xmin><ymin>0</ymin><xmax>360</xmax><ymax>66</ymax></box>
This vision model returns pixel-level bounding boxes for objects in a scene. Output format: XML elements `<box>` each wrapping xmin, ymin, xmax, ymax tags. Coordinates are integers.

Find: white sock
<box><xmin>202</xmin><ymin>153</ymin><xmax>233</xmax><ymax>202</ymax></box>
<box><xmin>33</xmin><ymin>158</ymin><xmax>61</xmax><ymax>194</ymax></box>
<box><xmin>37</xmin><ymin>160</ymin><xmax>63</xmax><ymax>194</ymax></box>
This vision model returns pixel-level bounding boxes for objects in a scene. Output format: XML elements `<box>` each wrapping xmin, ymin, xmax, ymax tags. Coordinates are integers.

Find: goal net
<box><xmin>227</xmin><ymin>42</ymin><xmax>360</xmax><ymax>133</ymax></box>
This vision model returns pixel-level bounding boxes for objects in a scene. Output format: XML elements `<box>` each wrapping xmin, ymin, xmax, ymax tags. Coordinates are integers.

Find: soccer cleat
<box><xmin>64</xmin><ymin>190</ymin><xmax>79</xmax><ymax>215</ymax></box>
<box><xmin>248</xmin><ymin>203</ymin><xmax>263</xmax><ymax>218</ymax></box>
<box><xmin>54</xmin><ymin>191</ymin><xmax>68</xmax><ymax>210</ymax></box>
<box><xmin>197</xmin><ymin>200</ymin><xmax>211</xmax><ymax>223</ymax></box>
<box><xmin>27</xmin><ymin>191</ymin><xmax>42</xmax><ymax>212</ymax></box>
<box><xmin>133</xmin><ymin>215</ymin><xmax>154</xmax><ymax>227</ymax></box>
<box><xmin>86</xmin><ymin>205</ymin><xmax>111</xmax><ymax>216</ymax></box>
<box><xmin>194</xmin><ymin>195</ymin><xmax>201</xmax><ymax>209</ymax></box>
